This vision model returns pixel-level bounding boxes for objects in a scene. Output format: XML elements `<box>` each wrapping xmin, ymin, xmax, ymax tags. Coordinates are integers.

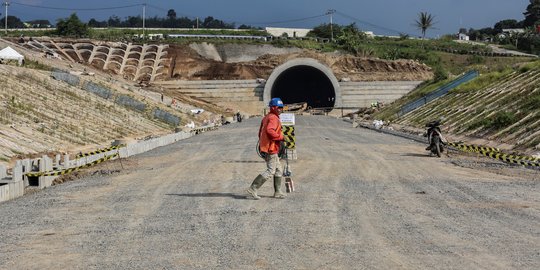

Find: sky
<box><xmin>4</xmin><ymin>0</ymin><xmax>531</xmax><ymax>37</ymax></box>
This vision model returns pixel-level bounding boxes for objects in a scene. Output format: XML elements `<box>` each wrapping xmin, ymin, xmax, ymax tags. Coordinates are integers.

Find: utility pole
<box><xmin>3</xmin><ymin>1</ymin><xmax>9</xmax><ymax>35</ymax></box>
<box><xmin>326</xmin><ymin>9</ymin><xmax>336</xmax><ymax>42</ymax></box>
<box><xmin>142</xmin><ymin>2</ymin><xmax>146</xmax><ymax>39</ymax></box>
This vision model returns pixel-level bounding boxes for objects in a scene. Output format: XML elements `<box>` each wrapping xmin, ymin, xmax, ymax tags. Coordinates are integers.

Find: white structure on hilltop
<box><xmin>458</xmin><ymin>33</ymin><xmax>469</xmax><ymax>41</ymax></box>
<box><xmin>499</xmin><ymin>28</ymin><xmax>525</xmax><ymax>38</ymax></box>
<box><xmin>265</xmin><ymin>27</ymin><xmax>312</xmax><ymax>38</ymax></box>
<box><xmin>265</xmin><ymin>27</ymin><xmax>375</xmax><ymax>39</ymax></box>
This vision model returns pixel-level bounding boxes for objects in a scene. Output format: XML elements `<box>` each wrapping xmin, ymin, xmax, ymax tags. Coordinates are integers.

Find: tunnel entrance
<box><xmin>263</xmin><ymin>58</ymin><xmax>341</xmax><ymax>110</ymax></box>
<box><xmin>271</xmin><ymin>65</ymin><xmax>335</xmax><ymax>108</ymax></box>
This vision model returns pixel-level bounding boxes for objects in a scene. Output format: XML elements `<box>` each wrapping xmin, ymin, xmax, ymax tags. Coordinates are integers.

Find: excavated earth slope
<box><xmin>166</xmin><ymin>44</ymin><xmax>433</xmax><ymax>81</ymax></box>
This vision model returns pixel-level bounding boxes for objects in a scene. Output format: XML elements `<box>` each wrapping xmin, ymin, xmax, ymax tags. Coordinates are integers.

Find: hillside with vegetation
<box><xmin>373</xmin><ymin>60</ymin><xmax>540</xmax><ymax>152</ymax></box>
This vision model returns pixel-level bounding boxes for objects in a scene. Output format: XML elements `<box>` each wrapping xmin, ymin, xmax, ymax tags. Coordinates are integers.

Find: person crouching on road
<box><xmin>247</xmin><ymin>97</ymin><xmax>286</xmax><ymax>200</ymax></box>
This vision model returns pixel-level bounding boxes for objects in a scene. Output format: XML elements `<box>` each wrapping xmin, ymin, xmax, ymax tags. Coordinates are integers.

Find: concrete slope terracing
<box><xmin>395</xmin><ymin>68</ymin><xmax>540</xmax><ymax>152</ymax></box>
<box><xmin>0</xmin><ymin>64</ymin><xmax>175</xmax><ymax>164</ymax></box>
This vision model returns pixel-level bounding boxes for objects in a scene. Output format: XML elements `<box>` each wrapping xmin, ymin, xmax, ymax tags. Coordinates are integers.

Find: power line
<box><xmin>146</xmin><ymin>4</ymin><xmax>327</xmax><ymax>27</ymax></box>
<box><xmin>335</xmin><ymin>10</ymin><xmax>414</xmax><ymax>36</ymax></box>
<box><xmin>11</xmin><ymin>1</ymin><xmax>142</xmax><ymax>11</ymax></box>
<box><xmin>235</xmin><ymin>13</ymin><xmax>327</xmax><ymax>26</ymax></box>
<box><xmin>146</xmin><ymin>4</ymin><xmax>192</xmax><ymax>18</ymax></box>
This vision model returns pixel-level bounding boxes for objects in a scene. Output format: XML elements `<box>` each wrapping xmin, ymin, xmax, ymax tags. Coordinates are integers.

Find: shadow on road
<box><xmin>166</xmin><ymin>193</ymin><xmax>248</xmax><ymax>200</ymax></box>
<box><xmin>401</xmin><ymin>153</ymin><xmax>430</xmax><ymax>158</ymax></box>
<box><xmin>222</xmin><ymin>160</ymin><xmax>265</xmax><ymax>163</ymax></box>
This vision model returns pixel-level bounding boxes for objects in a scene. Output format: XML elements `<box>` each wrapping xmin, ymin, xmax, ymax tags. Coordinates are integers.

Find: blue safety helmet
<box><xmin>269</xmin><ymin>97</ymin><xmax>284</xmax><ymax>108</ymax></box>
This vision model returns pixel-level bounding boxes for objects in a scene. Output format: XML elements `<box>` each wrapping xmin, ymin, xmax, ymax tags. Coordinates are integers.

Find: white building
<box><xmin>265</xmin><ymin>27</ymin><xmax>312</xmax><ymax>38</ymax></box>
<box><xmin>499</xmin><ymin>28</ymin><xmax>525</xmax><ymax>39</ymax></box>
<box><xmin>458</xmin><ymin>33</ymin><xmax>469</xmax><ymax>41</ymax></box>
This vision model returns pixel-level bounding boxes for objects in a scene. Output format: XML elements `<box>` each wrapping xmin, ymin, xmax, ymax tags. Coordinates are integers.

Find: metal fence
<box><xmin>398</xmin><ymin>70</ymin><xmax>479</xmax><ymax>116</ymax></box>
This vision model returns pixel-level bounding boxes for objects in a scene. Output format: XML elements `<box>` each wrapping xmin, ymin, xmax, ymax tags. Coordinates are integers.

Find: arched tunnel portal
<box><xmin>263</xmin><ymin>58</ymin><xmax>342</xmax><ymax>110</ymax></box>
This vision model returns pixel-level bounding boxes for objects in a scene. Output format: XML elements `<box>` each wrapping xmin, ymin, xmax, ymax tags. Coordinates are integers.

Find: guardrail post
<box><xmin>63</xmin><ymin>154</ymin><xmax>70</xmax><ymax>169</ymax></box>
<box><xmin>0</xmin><ymin>164</ymin><xmax>5</xmax><ymax>179</ymax></box>
<box><xmin>0</xmin><ymin>162</ymin><xmax>25</xmax><ymax>202</ymax></box>
<box><xmin>13</xmin><ymin>160</ymin><xmax>23</xmax><ymax>182</ymax></box>
<box><xmin>38</xmin><ymin>157</ymin><xmax>45</xmax><ymax>189</ymax></box>
<box><xmin>55</xmin><ymin>154</ymin><xmax>61</xmax><ymax>168</ymax></box>
<box><xmin>22</xmin><ymin>159</ymin><xmax>31</xmax><ymax>186</ymax></box>
<box><xmin>38</xmin><ymin>155</ymin><xmax>53</xmax><ymax>189</ymax></box>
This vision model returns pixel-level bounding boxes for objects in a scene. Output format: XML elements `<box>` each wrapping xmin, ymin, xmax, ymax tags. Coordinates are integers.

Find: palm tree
<box><xmin>415</xmin><ymin>12</ymin><xmax>435</xmax><ymax>39</ymax></box>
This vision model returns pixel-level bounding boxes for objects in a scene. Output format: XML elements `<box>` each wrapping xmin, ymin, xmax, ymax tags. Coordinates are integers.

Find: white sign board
<box><xmin>280</xmin><ymin>113</ymin><xmax>295</xmax><ymax>126</ymax></box>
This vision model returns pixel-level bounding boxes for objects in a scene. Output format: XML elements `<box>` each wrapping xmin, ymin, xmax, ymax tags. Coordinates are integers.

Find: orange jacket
<box><xmin>258</xmin><ymin>111</ymin><xmax>283</xmax><ymax>154</ymax></box>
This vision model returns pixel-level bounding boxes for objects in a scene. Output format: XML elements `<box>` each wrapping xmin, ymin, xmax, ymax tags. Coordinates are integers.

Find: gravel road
<box><xmin>0</xmin><ymin>116</ymin><xmax>538</xmax><ymax>269</ymax></box>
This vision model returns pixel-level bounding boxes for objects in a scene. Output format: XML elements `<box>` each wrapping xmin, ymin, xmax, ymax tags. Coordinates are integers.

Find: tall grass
<box><xmin>452</xmin><ymin>68</ymin><xmax>513</xmax><ymax>93</ymax></box>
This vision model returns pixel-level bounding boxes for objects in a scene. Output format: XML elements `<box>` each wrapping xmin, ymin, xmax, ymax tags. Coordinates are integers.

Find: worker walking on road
<box><xmin>247</xmin><ymin>97</ymin><xmax>286</xmax><ymax>199</ymax></box>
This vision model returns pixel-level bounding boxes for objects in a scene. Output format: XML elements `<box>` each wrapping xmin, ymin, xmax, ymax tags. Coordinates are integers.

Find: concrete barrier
<box><xmin>0</xmin><ymin>179</ymin><xmax>24</xmax><ymax>203</ymax></box>
<box><xmin>0</xmin><ymin>163</ymin><xmax>24</xmax><ymax>203</ymax></box>
<box><xmin>0</xmin><ymin>164</ymin><xmax>5</xmax><ymax>179</ymax></box>
<box><xmin>0</xmin><ymin>124</ymin><xmax>217</xmax><ymax>203</ymax></box>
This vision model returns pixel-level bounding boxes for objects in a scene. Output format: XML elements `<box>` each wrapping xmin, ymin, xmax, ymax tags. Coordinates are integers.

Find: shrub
<box><xmin>518</xmin><ymin>60</ymin><xmax>540</xmax><ymax>73</ymax></box>
<box><xmin>490</xmin><ymin>111</ymin><xmax>516</xmax><ymax>129</ymax></box>
<box><xmin>467</xmin><ymin>111</ymin><xmax>517</xmax><ymax>130</ymax></box>
<box><xmin>467</xmin><ymin>55</ymin><xmax>485</xmax><ymax>64</ymax></box>
<box><xmin>523</xmin><ymin>93</ymin><xmax>540</xmax><ymax>111</ymax></box>
<box><xmin>467</xmin><ymin>118</ymin><xmax>492</xmax><ymax>130</ymax></box>
<box><xmin>432</xmin><ymin>65</ymin><xmax>448</xmax><ymax>82</ymax></box>
<box><xmin>453</xmin><ymin>68</ymin><xmax>513</xmax><ymax>93</ymax></box>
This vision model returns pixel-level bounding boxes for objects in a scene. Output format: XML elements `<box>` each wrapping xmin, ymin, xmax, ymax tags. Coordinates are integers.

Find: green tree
<box><xmin>167</xmin><ymin>9</ymin><xmax>177</xmax><ymax>21</ymax></box>
<box><xmin>107</xmin><ymin>15</ymin><xmax>121</xmax><ymax>27</ymax></box>
<box><xmin>307</xmin><ymin>23</ymin><xmax>343</xmax><ymax>39</ymax></box>
<box><xmin>123</xmin><ymin>16</ymin><xmax>142</xmax><ymax>27</ymax></box>
<box><xmin>494</xmin><ymin>19</ymin><xmax>520</xmax><ymax>33</ymax></box>
<box><xmin>336</xmin><ymin>23</ymin><xmax>367</xmax><ymax>54</ymax></box>
<box><xmin>88</xmin><ymin>18</ymin><xmax>107</xmax><ymax>28</ymax></box>
<box><xmin>201</xmin><ymin>16</ymin><xmax>234</xmax><ymax>29</ymax></box>
<box><xmin>0</xmin><ymin>15</ymin><xmax>25</xmax><ymax>28</ymax></box>
<box><xmin>56</xmin><ymin>13</ymin><xmax>89</xmax><ymax>37</ymax></box>
<box><xmin>415</xmin><ymin>12</ymin><xmax>435</xmax><ymax>39</ymax></box>
<box><xmin>523</xmin><ymin>0</ymin><xmax>540</xmax><ymax>27</ymax></box>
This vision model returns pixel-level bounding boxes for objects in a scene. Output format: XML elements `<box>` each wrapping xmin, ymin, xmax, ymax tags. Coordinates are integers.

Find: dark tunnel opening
<box><xmin>271</xmin><ymin>65</ymin><xmax>335</xmax><ymax>108</ymax></box>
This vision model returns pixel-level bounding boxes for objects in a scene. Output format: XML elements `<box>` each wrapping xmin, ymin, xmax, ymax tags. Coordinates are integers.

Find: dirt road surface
<box><xmin>0</xmin><ymin>116</ymin><xmax>538</xmax><ymax>269</ymax></box>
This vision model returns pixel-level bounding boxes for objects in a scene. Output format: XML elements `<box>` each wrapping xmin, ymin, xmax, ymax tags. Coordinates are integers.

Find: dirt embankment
<box><xmin>166</xmin><ymin>44</ymin><xmax>433</xmax><ymax>81</ymax></box>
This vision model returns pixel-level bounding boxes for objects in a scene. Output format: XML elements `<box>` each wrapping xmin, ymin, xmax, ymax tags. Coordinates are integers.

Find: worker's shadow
<box><xmin>167</xmin><ymin>193</ymin><xmax>248</xmax><ymax>200</ymax></box>
<box><xmin>401</xmin><ymin>153</ymin><xmax>430</xmax><ymax>158</ymax></box>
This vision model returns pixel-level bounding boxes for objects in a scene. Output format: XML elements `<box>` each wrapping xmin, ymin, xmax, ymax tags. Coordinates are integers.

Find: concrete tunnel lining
<box><xmin>263</xmin><ymin>58</ymin><xmax>342</xmax><ymax>109</ymax></box>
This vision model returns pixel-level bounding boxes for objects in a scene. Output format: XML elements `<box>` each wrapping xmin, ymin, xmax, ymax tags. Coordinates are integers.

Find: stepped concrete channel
<box><xmin>156</xmin><ymin>57</ymin><xmax>422</xmax><ymax>114</ymax></box>
<box><xmin>23</xmin><ymin>39</ymin><xmax>170</xmax><ymax>82</ymax></box>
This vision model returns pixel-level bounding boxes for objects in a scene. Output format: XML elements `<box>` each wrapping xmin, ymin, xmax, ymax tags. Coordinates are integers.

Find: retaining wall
<box><xmin>340</xmin><ymin>81</ymin><xmax>423</xmax><ymax>108</ymax></box>
<box><xmin>155</xmin><ymin>79</ymin><xmax>423</xmax><ymax>114</ymax></box>
<box><xmin>154</xmin><ymin>79</ymin><xmax>265</xmax><ymax>114</ymax></box>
